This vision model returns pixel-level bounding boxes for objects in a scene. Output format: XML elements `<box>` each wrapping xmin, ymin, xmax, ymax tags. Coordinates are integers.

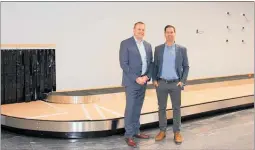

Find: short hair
<box><xmin>164</xmin><ymin>25</ymin><xmax>176</xmax><ymax>33</ymax></box>
<box><xmin>134</xmin><ymin>21</ymin><xmax>145</xmax><ymax>29</ymax></box>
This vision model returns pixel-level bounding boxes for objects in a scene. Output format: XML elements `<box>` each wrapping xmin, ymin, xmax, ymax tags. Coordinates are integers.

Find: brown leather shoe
<box><xmin>174</xmin><ymin>132</ymin><xmax>183</xmax><ymax>144</ymax></box>
<box><xmin>155</xmin><ymin>131</ymin><xmax>166</xmax><ymax>141</ymax></box>
<box><xmin>134</xmin><ymin>133</ymin><xmax>150</xmax><ymax>139</ymax></box>
<box><xmin>125</xmin><ymin>138</ymin><xmax>137</xmax><ymax>148</ymax></box>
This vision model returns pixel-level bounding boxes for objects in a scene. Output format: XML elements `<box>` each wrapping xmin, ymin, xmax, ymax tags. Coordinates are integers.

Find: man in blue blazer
<box><xmin>119</xmin><ymin>22</ymin><xmax>153</xmax><ymax>147</ymax></box>
<box><xmin>152</xmin><ymin>25</ymin><xmax>189</xmax><ymax>144</ymax></box>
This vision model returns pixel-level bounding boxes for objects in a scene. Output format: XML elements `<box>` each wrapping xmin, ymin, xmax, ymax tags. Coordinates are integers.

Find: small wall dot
<box><xmin>241</xmin><ymin>13</ymin><xmax>249</xmax><ymax>21</ymax></box>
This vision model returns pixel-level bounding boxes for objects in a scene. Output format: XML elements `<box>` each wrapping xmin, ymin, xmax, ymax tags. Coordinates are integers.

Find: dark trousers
<box><xmin>124</xmin><ymin>84</ymin><xmax>146</xmax><ymax>138</ymax></box>
<box><xmin>156</xmin><ymin>80</ymin><xmax>181</xmax><ymax>132</ymax></box>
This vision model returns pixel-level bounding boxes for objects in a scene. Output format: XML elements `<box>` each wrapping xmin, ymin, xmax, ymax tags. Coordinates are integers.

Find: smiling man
<box><xmin>119</xmin><ymin>22</ymin><xmax>153</xmax><ymax>148</ymax></box>
<box><xmin>152</xmin><ymin>25</ymin><xmax>189</xmax><ymax>144</ymax></box>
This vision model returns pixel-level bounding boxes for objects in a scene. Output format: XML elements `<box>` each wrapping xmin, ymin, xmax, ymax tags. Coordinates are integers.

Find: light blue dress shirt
<box><xmin>160</xmin><ymin>43</ymin><xmax>178</xmax><ymax>80</ymax></box>
<box><xmin>134</xmin><ymin>37</ymin><xmax>147</xmax><ymax>75</ymax></box>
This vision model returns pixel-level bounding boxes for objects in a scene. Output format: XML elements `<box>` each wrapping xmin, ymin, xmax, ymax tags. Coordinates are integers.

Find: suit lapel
<box><xmin>159</xmin><ymin>44</ymin><xmax>165</xmax><ymax>67</ymax></box>
<box><xmin>131</xmin><ymin>37</ymin><xmax>141</xmax><ymax>57</ymax></box>
<box><xmin>144</xmin><ymin>42</ymin><xmax>150</xmax><ymax>63</ymax></box>
<box><xmin>175</xmin><ymin>44</ymin><xmax>181</xmax><ymax>71</ymax></box>
<box><xmin>131</xmin><ymin>37</ymin><xmax>150</xmax><ymax>63</ymax></box>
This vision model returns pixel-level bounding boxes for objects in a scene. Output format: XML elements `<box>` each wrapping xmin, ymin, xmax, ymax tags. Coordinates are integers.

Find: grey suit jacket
<box><xmin>119</xmin><ymin>36</ymin><xmax>153</xmax><ymax>87</ymax></box>
<box><xmin>152</xmin><ymin>43</ymin><xmax>189</xmax><ymax>89</ymax></box>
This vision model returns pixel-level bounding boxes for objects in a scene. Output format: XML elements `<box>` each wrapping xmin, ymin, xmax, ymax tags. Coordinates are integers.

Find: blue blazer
<box><xmin>152</xmin><ymin>43</ymin><xmax>190</xmax><ymax>89</ymax></box>
<box><xmin>119</xmin><ymin>37</ymin><xmax>153</xmax><ymax>87</ymax></box>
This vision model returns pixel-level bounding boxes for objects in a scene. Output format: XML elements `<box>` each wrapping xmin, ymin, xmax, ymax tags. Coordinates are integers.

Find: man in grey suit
<box><xmin>119</xmin><ymin>22</ymin><xmax>153</xmax><ymax>148</ymax></box>
<box><xmin>152</xmin><ymin>25</ymin><xmax>189</xmax><ymax>144</ymax></box>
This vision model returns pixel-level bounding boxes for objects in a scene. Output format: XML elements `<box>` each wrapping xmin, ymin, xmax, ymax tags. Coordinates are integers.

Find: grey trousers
<box><xmin>156</xmin><ymin>80</ymin><xmax>181</xmax><ymax>133</ymax></box>
<box><xmin>124</xmin><ymin>84</ymin><xmax>146</xmax><ymax>138</ymax></box>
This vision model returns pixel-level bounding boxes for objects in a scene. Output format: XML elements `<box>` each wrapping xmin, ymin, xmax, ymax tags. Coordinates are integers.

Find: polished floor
<box><xmin>1</xmin><ymin>107</ymin><xmax>254</xmax><ymax>150</ymax></box>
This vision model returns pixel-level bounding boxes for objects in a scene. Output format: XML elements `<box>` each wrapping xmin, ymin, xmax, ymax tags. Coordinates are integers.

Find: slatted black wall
<box><xmin>1</xmin><ymin>49</ymin><xmax>56</xmax><ymax>104</ymax></box>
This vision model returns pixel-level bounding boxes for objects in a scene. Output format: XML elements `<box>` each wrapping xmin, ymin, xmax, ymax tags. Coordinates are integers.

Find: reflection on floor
<box><xmin>1</xmin><ymin>107</ymin><xmax>254</xmax><ymax>150</ymax></box>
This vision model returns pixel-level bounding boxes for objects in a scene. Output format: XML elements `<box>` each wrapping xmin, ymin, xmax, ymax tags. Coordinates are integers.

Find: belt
<box><xmin>159</xmin><ymin>78</ymin><xmax>179</xmax><ymax>83</ymax></box>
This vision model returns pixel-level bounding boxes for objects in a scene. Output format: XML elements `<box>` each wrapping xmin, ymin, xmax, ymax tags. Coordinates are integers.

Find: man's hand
<box><xmin>153</xmin><ymin>81</ymin><xmax>159</xmax><ymax>87</ymax></box>
<box><xmin>136</xmin><ymin>76</ymin><xmax>149</xmax><ymax>85</ymax></box>
<box><xmin>136</xmin><ymin>77</ymin><xmax>146</xmax><ymax>85</ymax></box>
<box><xmin>142</xmin><ymin>76</ymin><xmax>149</xmax><ymax>82</ymax></box>
<box><xmin>176</xmin><ymin>82</ymin><xmax>183</xmax><ymax>87</ymax></box>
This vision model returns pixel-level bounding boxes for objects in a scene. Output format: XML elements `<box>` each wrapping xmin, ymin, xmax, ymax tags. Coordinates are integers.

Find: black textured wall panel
<box><xmin>1</xmin><ymin>49</ymin><xmax>56</xmax><ymax>104</ymax></box>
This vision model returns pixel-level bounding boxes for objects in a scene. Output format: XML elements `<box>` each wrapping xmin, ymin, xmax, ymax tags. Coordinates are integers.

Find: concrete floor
<box><xmin>1</xmin><ymin>108</ymin><xmax>254</xmax><ymax>150</ymax></box>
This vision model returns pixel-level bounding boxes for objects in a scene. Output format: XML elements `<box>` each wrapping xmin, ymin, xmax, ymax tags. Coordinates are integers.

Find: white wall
<box><xmin>2</xmin><ymin>2</ymin><xmax>254</xmax><ymax>90</ymax></box>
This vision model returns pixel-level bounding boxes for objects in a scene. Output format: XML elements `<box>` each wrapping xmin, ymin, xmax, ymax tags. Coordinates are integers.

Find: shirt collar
<box><xmin>165</xmin><ymin>43</ymin><xmax>175</xmax><ymax>49</ymax></box>
<box><xmin>133</xmin><ymin>36</ymin><xmax>143</xmax><ymax>44</ymax></box>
